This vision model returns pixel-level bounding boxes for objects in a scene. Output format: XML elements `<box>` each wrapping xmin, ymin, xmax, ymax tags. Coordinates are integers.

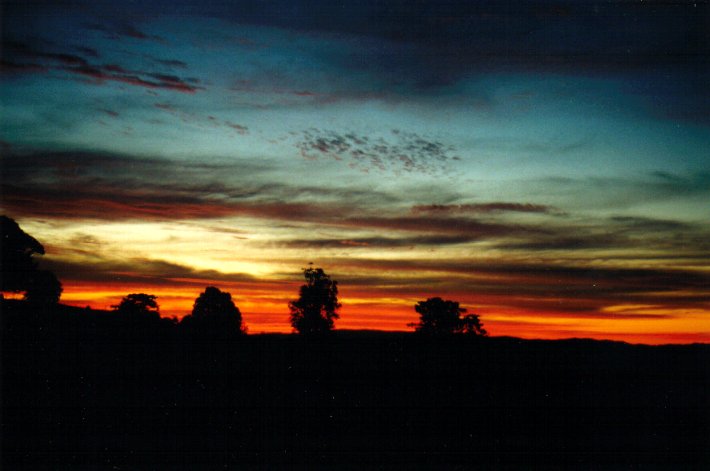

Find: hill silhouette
<box><xmin>2</xmin><ymin>299</ymin><xmax>709</xmax><ymax>470</ymax></box>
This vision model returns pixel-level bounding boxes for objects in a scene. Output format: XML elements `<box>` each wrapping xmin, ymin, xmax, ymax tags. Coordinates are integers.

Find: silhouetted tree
<box><xmin>112</xmin><ymin>293</ymin><xmax>160</xmax><ymax>321</ymax></box>
<box><xmin>24</xmin><ymin>270</ymin><xmax>63</xmax><ymax>305</ymax></box>
<box><xmin>181</xmin><ymin>286</ymin><xmax>246</xmax><ymax>335</ymax></box>
<box><xmin>461</xmin><ymin>313</ymin><xmax>487</xmax><ymax>336</ymax></box>
<box><xmin>289</xmin><ymin>267</ymin><xmax>340</xmax><ymax>334</ymax></box>
<box><xmin>1</xmin><ymin>215</ymin><xmax>61</xmax><ymax>301</ymax></box>
<box><xmin>409</xmin><ymin>297</ymin><xmax>487</xmax><ymax>336</ymax></box>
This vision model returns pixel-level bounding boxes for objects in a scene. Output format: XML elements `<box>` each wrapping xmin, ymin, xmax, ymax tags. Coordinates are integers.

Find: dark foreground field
<box><xmin>3</xmin><ymin>302</ymin><xmax>709</xmax><ymax>470</ymax></box>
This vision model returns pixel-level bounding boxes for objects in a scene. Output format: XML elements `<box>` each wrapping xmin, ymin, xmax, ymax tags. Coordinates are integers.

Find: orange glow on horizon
<box><xmin>56</xmin><ymin>280</ymin><xmax>710</xmax><ymax>345</ymax></box>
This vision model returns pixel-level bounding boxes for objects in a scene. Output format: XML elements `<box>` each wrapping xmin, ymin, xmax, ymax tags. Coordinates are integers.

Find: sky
<box><xmin>1</xmin><ymin>0</ymin><xmax>709</xmax><ymax>342</ymax></box>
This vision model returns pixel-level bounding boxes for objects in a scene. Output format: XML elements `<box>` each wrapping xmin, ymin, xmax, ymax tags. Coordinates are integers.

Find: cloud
<box><xmin>2</xmin><ymin>40</ymin><xmax>89</xmax><ymax>66</ymax></box>
<box><xmin>156</xmin><ymin>59</ymin><xmax>188</xmax><ymax>68</ymax></box>
<box><xmin>278</xmin><ymin>235</ymin><xmax>475</xmax><ymax>249</ymax></box>
<box><xmin>609</xmin><ymin>216</ymin><xmax>693</xmax><ymax>233</ymax></box>
<box><xmin>296</xmin><ymin>128</ymin><xmax>457</xmax><ymax>175</ymax></box>
<box><xmin>72</xmin><ymin>45</ymin><xmax>100</xmax><ymax>58</ymax></box>
<box><xmin>498</xmin><ymin>235</ymin><xmax>626</xmax><ymax>252</ymax></box>
<box><xmin>321</xmin><ymin>256</ymin><xmax>710</xmax><ymax>313</ymax></box>
<box><xmin>100</xmin><ymin>108</ymin><xmax>120</xmax><ymax>117</ymax></box>
<box><xmin>3</xmin><ymin>149</ymin><xmax>707</xmax><ymax>269</ymax></box>
<box><xmin>647</xmin><ymin>171</ymin><xmax>710</xmax><ymax>197</ymax></box>
<box><xmin>2</xmin><ymin>40</ymin><xmax>202</xmax><ymax>93</ymax></box>
<box><xmin>6</xmin><ymin>150</ymin><xmax>705</xmax><ymax>268</ymax></box>
<box><xmin>1</xmin><ymin>149</ymin><xmax>549</xmax><ymax>250</ymax></box>
<box><xmin>4</xmin><ymin>1</ymin><xmax>706</xmax><ymax>117</ymax></box>
<box><xmin>0</xmin><ymin>60</ymin><xmax>49</xmax><ymax>74</ymax></box>
<box><xmin>3</xmin><ymin>178</ymin><xmax>322</xmax><ymax>222</ymax></box>
<box><xmin>496</xmin><ymin>212</ymin><xmax>708</xmax><ymax>252</ymax></box>
<box><xmin>84</xmin><ymin>21</ymin><xmax>163</xmax><ymax>42</ymax></box>
<box><xmin>412</xmin><ymin>203</ymin><xmax>556</xmax><ymax>215</ymax></box>
<box><xmin>225</xmin><ymin>122</ymin><xmax>249</xmax><ymax>135</ymax></box>
<box><xmin>63</xmin><ymin>64</ymin><xmax>202</xmax><ymax>93</ymax></box>
<box><xmin>526</xmin><ymin>171</ymin><xmax>710</xmax><ymax>211</ymax></box>
<box><xmin>190</xmin><ymin>0</ymin><xmax>707</xmax><ymax>95</ymax></box>
<box><xmin>333</xmin><ymin>215</ymin><xmax>540</xmax><ymax>240</ymax></box>
<box><xmin>229</xmin><ymin>78</ymin><xmax>390</xmax><ymax>108</ymax></box>
<box><xmin>43</xmin><ymin>256</ymin><xmax>257</xmax><ymax>287</ymax></box>
<box><xmin>0</xmin><ymin>150</ymin><xmax>276</xmax><ymax>220</ymax></box>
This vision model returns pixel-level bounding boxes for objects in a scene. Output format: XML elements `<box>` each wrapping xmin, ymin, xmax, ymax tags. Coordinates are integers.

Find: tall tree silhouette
<box><xmin>289</xmin><ymin>267</ymin><xmax>340</xmax><ymax>334</ymax></box>
<box><xmin>113</xmin><ymin>293</ymin><xmax>161</xmax><ymax>320</ymax></box>
<box><xmin>1</xmin><ymin>215</ymin><xmax>62</xmax><ymax>303</ymax></box>
<box><xmin>409</xmin><ymin>297</ymin><xmax>487</xmax><ymax>336</ymax></box>
<box><xmin>182</xmin><ymin>286</ymin><xmax>246</xmax><ymax>335</ymax></box>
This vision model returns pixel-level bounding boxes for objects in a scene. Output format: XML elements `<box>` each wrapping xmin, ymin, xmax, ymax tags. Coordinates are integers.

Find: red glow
<box><xmin>57</xmin><ymin>279</ymin><xmax>710</xmax><ymax>345</ymax></box>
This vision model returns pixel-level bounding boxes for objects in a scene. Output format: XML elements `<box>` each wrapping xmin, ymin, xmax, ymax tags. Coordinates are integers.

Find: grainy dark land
<box><xmin>3</xmin><ymin>301</ymin><xmax>709</xmax><ymax>470</ymax></box>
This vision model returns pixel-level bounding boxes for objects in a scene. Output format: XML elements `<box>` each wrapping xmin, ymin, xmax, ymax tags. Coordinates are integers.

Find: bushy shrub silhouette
<box><xmin>113</xmin><ymin>293</ymin><xmax>161</xmax><ymax>320</ymax></box>
<box><xmin>409</xmin><ymin>297</ymin><xmax>487</xmax><ymax>336</ymax></box>
<box><xmin>181</xmin><ymin>286</ymin><xmax>246</xmax><ymax>336</ymax></box>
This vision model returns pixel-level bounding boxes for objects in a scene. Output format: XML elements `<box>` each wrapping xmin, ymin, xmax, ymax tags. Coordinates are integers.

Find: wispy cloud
<box><xmin>0</xmin><ymin>60</ymin><xmax>49</xmax><ymax>74</ymax></box>
<box><xmin>1</xmin><ymin>40</ymin><xmax>202</xmax><ymax>93</ymax></box>
<box><xmin>609</xmin><ymin>216</ymin><xmax>694</xmax><ymax>233</ymax></box>
<box><xmin>412</xmin><ymin>203</ymin><xmax>557</xmax><ymax>215</ymax></box>
<box><xmin>84</xmin><ymin>21</ymin><xmax>163</xmax><ymax>42</ymax></box>
<box><xmin>4</xmin><ymin>150</ymin><xmax>707</xmax><ymax>262</ymax></box>
<box><xmin>322</xmin><ymin>256</ymin><xmax>710</xmax><ymax>314</ymax></box>
<box><xmin>155</xmin><ymin>58</ymin><xmax>188</xmax><ymax>68</ymax></box>
<box><xmin>497</xmin><ymin>235</ymin><xmax>626</xmax><ymax>252</ymax></box>
<box><xmin>277</xmin><ymin>235</ymin><xmax>475</xmax><ymax>249</ymax></box>
<box><xmin>225</xmin><ymin>122</ymin><xmax>249</xmax><ymax>135</ymax></box>
<box><xmin>296</xmin><ymin>128</ymin><xmax>458</xmax><ymax>175</ymax></box>
<box><xmin>1</xmin><ymin>150</ymin><xmax>273</xmax><ymax>220</ymax></box>
<box><xmin>63</xmin><ymin>64</ymin><xmax>202</xmax><ymax>93</ymax></box>
<box><xmin>43</xmin><ymin>256</ymin><xmax>257</xmax><ymax>287</ymax></box>
<box><xmin>525</xmin><ymin>171</ymin><xmax>710</xmax><ymax>211</ymax></box>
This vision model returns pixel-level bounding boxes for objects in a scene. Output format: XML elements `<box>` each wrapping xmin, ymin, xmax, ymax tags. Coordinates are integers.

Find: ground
<box><xmin>3</xmin><ymin>301</ymin><xmax>709</xmax><ymax>469</ymax></box>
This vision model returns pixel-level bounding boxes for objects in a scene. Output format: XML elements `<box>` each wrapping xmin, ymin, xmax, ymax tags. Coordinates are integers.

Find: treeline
<box><xmin>1</xmin><ymin>215</ymin><xmax>488</xmax><ymax>337</ymax></box>
<box><xmin>4</xmin><ymin>218</ymin><xmax>709</xmax><ymax>470</ymax></box>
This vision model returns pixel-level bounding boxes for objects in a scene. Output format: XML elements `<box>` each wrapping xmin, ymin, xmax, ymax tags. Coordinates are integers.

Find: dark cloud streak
<box><xmin>84</xmin><ymin>21</ymin><xmax>163</xmax><ymax>42</ymax></box>
<box><xmin>412</xmin><ymin>203</ymin><xmax>556</xmax><ymax>215</ymax></box>
<box><xmin>1</xmin><ymin>40</ymin><xmax>202</xmax><ymax>93</ymax></box>
<box><xmin>278</xmin><ymin>235</ymin><xmax>475</xmax><ymax>249</ymax></box>
<box><xmin>324</xmin><ymin>256</ymin><xmax>710</xmax><ymax>311</ymax></box>
<box><xmin>43</xmin><ymin>256</ymin><xmax>257</xmax><ymax>287</ymax></box>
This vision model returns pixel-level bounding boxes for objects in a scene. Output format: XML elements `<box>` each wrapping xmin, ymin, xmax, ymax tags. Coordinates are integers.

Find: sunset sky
<box><xmin>2</xmin><ymin>0</ymin><xmax>709</xmax><ymax>342</ymax></box>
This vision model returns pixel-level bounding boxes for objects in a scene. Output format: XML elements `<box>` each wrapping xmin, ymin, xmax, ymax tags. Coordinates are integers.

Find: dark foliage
<box><xmin>181</xmin><ymin>286</ymin><xmax>246</xmax><ymax>336</ymax></box>
<box><xmin>1</xmin><ymin>215</ymin><xmax>61</xmax><ymax>302</ymax></box>
<box><xmin>461</xmin><ymin>313</ymin><xmax>487</xmax><ymax>336</ymax></box>
<box><xmin>112</xmin><ymin>293</ymin><xmax>161</xmax><ymax>320</ymax></box>
<box><xmin>289</xmin><ymin>267</ymin><xmax>341</xmax><ymax>334</ymax></box>
<box><xmin>409</xmin><ymin>297</ymin><xmax>487</xmax><ymax>336</ymax></box>
<box><xmin>24</xmin><ymin>269</ymin><xmax>63</xmax><ymax>305</ymax></box>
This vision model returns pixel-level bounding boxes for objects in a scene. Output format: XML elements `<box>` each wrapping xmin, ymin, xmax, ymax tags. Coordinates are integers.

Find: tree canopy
<box><xmin>288</xmin><ymin>267</ymin><xmax>340</xmax><ymax>334</ymax></box>
<box><xmin>1</xmin><ymin>215</ymin><xmax>62</xmax><ymax>304</ymax></box>
<box><xmin>112</xmin><ymin>293</ymin><xmax>161</xmax><ymax>320</ymax></box>
<box><xmin>1</xmin><ymin>216</ymin><xmax>44</xmax><ymax>277</ymax></box>
<box><xmin>182</xmin><ymin>286</ymin><xmax>246</xmax><ymax>335</ymax></box>
<box><xmin>409</xmin><ymin>297</ymin><xmax>487</xmax><ymax>336</ymax></box>
<box><xmin>24</xmin><ymin>270</ymin><xmax>63</xmax><ymax>305</ymax></box>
